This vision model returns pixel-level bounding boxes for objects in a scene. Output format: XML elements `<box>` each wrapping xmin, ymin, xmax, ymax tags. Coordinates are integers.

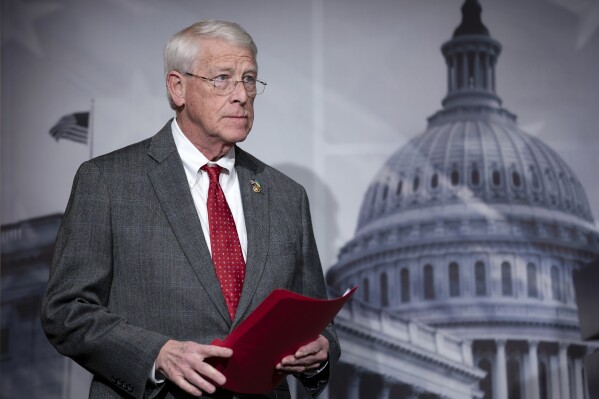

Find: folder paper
<box><xmin>208</xmin><ymin>287</ymin><xmax>357</xmax><ymax>394</ymax></box>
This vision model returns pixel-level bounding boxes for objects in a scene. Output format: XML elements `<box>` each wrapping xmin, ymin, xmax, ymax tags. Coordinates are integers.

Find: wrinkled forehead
<box><xmin>195</xmin><ymin>37</ymin><xmax>257</xmax><ymax>72</ymax></box>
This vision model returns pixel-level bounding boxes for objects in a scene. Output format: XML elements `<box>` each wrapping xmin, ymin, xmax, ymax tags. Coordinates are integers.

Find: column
<box><xmin>496</xmin><ymin>340</ymin><xmax>508</xmax><ymax>399</ymax></box>
<box><xmin>573</xmin><ymin>357</ymin><xmax>584</xmax><ymax>399</ymax></box>
<box><xmin>348</xmin><ymin>367</ymin><xmax>363</xmax><ymax>399</ymax></box>
<box><xmin>549</xmin><ymin>355</ymin><xmax>561</xmax><ymax>399</ymax></box>
<box><xmin>559</xmin><ymin>343</ymin><xmax>571</xmax><ymax>399</ymax></box>
<box><xmin>376</xmin><ymin>377</ymin><xmax>392</xmax><ymax>399</ymax></box>
<box><xmin>527</xmin><ymin>341</ymin><xmax>540</xmax><ymax>399</ymax></box>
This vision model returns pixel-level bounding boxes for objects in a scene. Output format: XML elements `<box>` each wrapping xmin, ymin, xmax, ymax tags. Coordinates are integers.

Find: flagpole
<box><xmin>89</xmin><ymin>98</ymin><xmax>95</xmax><ymax>160</ymax></box>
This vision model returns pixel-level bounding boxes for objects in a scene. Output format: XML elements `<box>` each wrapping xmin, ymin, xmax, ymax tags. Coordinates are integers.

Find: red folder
<box><xmin>208</xmin><ymin>287</ymin><xmax>357</xmax><ymax>394</ymax></box>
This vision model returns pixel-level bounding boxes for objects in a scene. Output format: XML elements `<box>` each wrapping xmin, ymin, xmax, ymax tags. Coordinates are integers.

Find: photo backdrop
<box><xmin>2</xmin><ymin>0</ymin><xmax>598</xmax><ymax>398</ymax></box>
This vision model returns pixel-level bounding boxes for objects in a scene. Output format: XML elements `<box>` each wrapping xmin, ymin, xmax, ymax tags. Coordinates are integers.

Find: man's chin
<box><xmin>226</xmin><ymin>129</ymin><xmax>251</xmax><ymax>144</ymax></box>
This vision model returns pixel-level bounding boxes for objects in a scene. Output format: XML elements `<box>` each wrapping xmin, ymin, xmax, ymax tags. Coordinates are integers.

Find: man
<box><xmin>41</xmin><ymin>20</ymin><xmax>339</xmax><ymax>399</ymax></box>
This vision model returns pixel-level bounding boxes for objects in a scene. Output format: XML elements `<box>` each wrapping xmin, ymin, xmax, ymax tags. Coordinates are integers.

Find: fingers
<box><xmin>277</xmin><ymin>362</ymin><xmax>318</xmax><ymax>374</ymax></box>
<box><xmin>198</xmin><ymin>343</ymin><xmax>234</xmax><ymax>360</ymax></box>
<box><xmin>276</xmin><ymin>335</ymin><xmax>329</xmax><ymax>374</ymax></box>
<box><xmin>295</xmin><ymin>335</ymin><xmax>328</xmax><ymax>358</ymax></box>
<box><xmin>155</xmin><ymin>340</ymin><xmax>233</xmax><ymax>396</ymax></box>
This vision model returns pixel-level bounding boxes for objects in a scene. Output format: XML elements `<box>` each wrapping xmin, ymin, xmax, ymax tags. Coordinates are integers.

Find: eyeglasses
<box><xmin>184</xmin><ymin>72</ymin><xmax>267</xmax><ymax>97</ymax></box>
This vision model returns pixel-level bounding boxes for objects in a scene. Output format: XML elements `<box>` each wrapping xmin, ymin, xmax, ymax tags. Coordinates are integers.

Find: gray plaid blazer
<box><xmin>41</xmin><ymin>121</ymin><xmax>339</xmax><ymax>399</ymax></box>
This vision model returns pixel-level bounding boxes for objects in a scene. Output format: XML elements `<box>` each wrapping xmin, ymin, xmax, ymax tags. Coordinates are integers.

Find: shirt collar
<box><xmin>171</xmin><ymin>118</ymin><xmax>236</xmax><ymax>187</ymax></box>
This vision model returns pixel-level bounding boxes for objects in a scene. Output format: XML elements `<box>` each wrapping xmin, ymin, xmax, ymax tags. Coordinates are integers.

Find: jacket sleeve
<box><xmin>40</xmin><ymin>161</ymin><xmax>169</xmax><ymax>399</ymax></box>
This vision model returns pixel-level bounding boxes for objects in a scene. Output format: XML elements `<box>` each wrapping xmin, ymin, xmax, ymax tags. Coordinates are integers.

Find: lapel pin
<box><xmin>250</xmin><ymin>179</ymin><xmax>261</xmax><ymax>193</ymax></box>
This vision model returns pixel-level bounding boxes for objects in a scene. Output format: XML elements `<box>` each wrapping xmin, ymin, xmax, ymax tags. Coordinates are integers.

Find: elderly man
<box><xmin>41</xmin><ymin>20</ymin><xmax>339</xmax><ymax>399</ymax></box>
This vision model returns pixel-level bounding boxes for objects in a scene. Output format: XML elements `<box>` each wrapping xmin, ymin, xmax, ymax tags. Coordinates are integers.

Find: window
<box><xmin>467</xmin><ymin>52</ymin><xmax>476</xmax><ymax>88</ymax></box>
<box><xmin>529</xmin><ymin>165</ymin><xmax>540</xmax><ymax>189</ymax></box>
<box><xmin>363</xmin><ymin>277</ymin><xmax>370</xmax><ymax>302</ymax></box>
<box><xmin>545</xmin><ymin>169</ymin><xmax>557</xmax><ymax>204</ymax></box>
<box><xmin>431</xmin><ymin>173</ymin><xmax>439</xmax><ymax>189</ymax></box>
<box><xmin>551</xmin><ymin>266</ymin><xmax>562</xmax><ymax>301</ymax></box>
<box><xmin>449</xmin><ymin>262</ymin><xmax>460</xmax><ymax>297</ymax></box>
<box><xmin>545</xmin><ymin>169</ymin><xmax>555</xmax><ymax>189</ymax></box>
<box><xmin>451</xmin><ymin>170</ymin><xmax>460</xmax><ymax>186</ymax></box>
<box><xmin>560</xmin><ymin>173</ymin><xmax>571</xmax><ymax>208</ymax></box>
<box><xmin>424</xmin><ymin>265</ymin><xmax>435</xmax><ymax>300</ymax></box>
<box><xmin>471</xmin><ymin>167</ymin><xmax>480</xmax><ymax>186</ymax></box>
<box><xmin>475</xmin><ymin>261</ymin><xmax>486</xmax><ymax>296</ymax></box>
<box><xmin>400</xmin><ymin>268</ymin><xmax>410</xmax><ymax>303</ymax></box>
<box><xmin>492</xmin><ymin>170</ymin><xmax>502</xmax><ymax>187</ymax></box>
<box><xmin>502</xmin><ymin>262</ymin><xmax>513</xmax><ymax>296</ymax></box>
<box><xmin>527</xmin><ymin>263</ymin><xmax>538</xmax><ymax>298</ymax></box>
<box><xmin>370</xmin><ymin>186</ymin><xmax>378</xmax><ymax>208</ymax></box>
<box><xmin>396</xmin><ymin>180</ymin><xmax>403</xmax><ymax>196</ymax></box>
<box><xmin>457</xmin><ymin>53</ymin><xmax>465</xmax><ymax>88</ymax></box>
<box><xmin>512</xmin><ymin>171</ymin><xmax>522</xmax><ymax>188</ymax></box>
<box><xmin>381</xmin><ymin>184</ymin><xmax>388</xmax><ymax>201</ymax></box>
<box><xmin>380</xmin><ymin>272</ymin><xmax>389</xmax><ymax>307</ymax></box>
<box><xmin>413</xmin><ymin>175</ymin><xmax>420</xmax><ymax>192</ymax></box>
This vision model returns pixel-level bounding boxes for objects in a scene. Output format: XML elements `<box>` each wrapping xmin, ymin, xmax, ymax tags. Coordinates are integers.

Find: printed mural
<box><xmin>2</xmin><ymin>0</ymin><xmax>598</xmax><ymax>398</ymax></box>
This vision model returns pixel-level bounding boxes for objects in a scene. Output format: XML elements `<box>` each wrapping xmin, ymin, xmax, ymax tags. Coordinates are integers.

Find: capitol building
<box><xmin>325</xmin><ymin>1</ymin><xmax>599</xmax><ymax>398</ymax></box>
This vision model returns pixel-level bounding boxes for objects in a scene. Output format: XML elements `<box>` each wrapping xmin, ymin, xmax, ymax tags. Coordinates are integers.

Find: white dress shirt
<box><xmin>171</xmin><ymin>118</ymin><xmax>248</xmax><ymax>259</ymax></box>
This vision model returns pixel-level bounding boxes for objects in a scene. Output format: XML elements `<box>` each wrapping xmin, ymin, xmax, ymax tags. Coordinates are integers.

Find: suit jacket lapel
<box><xmin>147</xmin><ymin>122</ymin><xmax>230</xmax><ymax>323</ymax></box>
<box><xmin>232</xmin><ymin>147</ymin><xmax>270</xmax><ymax>328</ymax></box>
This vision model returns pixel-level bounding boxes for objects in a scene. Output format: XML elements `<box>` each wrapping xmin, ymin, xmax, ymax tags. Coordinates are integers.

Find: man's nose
<box><xmin>229</xmin><ymin>81</ymin><xmax>249</xmax><ymax>103</ymax></box>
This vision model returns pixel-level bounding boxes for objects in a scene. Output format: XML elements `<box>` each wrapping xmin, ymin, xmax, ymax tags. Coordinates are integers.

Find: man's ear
<box><xmin>166</xmin><ymin>71</ymin><xmax>186</xmax><ymax>108</ymax></box>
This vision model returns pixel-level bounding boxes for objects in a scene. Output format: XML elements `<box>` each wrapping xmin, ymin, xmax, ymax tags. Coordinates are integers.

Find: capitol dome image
<box><xmin>325</xmin><ymin>1</ymin><xmax>599</xmax><ymax>398</ymax></box>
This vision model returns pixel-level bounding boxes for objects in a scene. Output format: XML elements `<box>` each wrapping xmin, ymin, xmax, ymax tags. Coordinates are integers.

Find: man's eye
<box><xmin>242</xmin><ymin>76</ymin><xmax>256</xmax><ymax>84</ymax></box>
<box><xmin>214</xmin><ymin>75</ymin><xmax>229</xmax><ymax>82</ymax></box>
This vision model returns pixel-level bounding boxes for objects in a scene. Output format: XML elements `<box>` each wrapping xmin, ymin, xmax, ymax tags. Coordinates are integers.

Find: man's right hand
<box><xmin>155</xmin><ymin>339</ymin><xmax>233</xmax><ymax>396</ymax></box>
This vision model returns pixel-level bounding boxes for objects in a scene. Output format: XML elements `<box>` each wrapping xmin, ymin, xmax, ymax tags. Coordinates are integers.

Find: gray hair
<box><xmin>164</xmin><ymin>20</ymin><xmax>258</xmax><ymax>109</ymax></box>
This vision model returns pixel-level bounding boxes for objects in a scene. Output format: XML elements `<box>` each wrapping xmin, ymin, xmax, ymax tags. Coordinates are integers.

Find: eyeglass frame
<box><xmin>183</xmin><ymin>72</ymin><xmax>267</xmax><ymax>97</ymax></box>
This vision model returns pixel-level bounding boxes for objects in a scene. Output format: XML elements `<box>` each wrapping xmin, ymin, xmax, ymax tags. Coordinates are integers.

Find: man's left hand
<box><xmin>275</xmin><ymin>335</ymin><xmax>329</xmax><ymax>374</ymax></box>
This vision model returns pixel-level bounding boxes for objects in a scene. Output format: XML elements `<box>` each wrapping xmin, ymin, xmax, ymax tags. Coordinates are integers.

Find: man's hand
<box><xmin>275</xmin><ymin>335</ymin><xmax>329</xmax><ymax>374</ymax></box>
<box><xmin>155</xmin><ymin>339</ymin><xmax>233</xmax><ymax>396</ymax></box>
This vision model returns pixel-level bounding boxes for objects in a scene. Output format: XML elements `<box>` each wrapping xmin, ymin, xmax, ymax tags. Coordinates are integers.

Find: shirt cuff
<box><xmin>149</xmin><ymin>362</ymin><xmax>165</xmax><ymax>385</ymax></box>
<box><xmin>301</xmin><ymin>359</ymin><xmax>329</xmax><ymax>377</ymax></box>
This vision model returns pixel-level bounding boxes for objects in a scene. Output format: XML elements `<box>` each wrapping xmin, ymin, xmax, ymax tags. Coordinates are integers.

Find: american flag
<box><xmin>49</xmin><ymin>112</ymin><xmax>89</xmax><ymax>144</ymax></box>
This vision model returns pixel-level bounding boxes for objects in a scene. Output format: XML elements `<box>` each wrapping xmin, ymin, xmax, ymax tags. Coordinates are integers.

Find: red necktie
<box><xmin>202</xmin><ymin>164</ymin><xmax>246</xmax><ymax>320</ymax></box>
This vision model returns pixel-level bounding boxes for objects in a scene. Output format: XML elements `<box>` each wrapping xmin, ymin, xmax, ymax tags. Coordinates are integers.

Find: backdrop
<box><xmin>2</xmin><ymin>0</ymin><xmax>598</xmax><ymax>398</ymax></box>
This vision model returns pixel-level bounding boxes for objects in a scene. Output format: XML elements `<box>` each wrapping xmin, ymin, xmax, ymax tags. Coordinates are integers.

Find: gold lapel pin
<box><xmin>250</xmin><ymin>179</ymin><xmax>261</xmax><ymax>193</ymax></box>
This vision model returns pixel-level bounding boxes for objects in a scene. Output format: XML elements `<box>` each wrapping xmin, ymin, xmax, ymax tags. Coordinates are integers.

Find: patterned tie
<box><xmin>201</xmin><ymin>164</ymin><xmax>246</xmax><ymax>320</ymax></box>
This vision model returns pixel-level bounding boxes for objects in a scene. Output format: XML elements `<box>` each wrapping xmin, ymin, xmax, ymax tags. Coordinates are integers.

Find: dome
<box><xmin>354</xmin><ymin>111</ymin><xmax>595</xmax><ymax>239</ymax></box>
<box><xmin>345</xmin><ymin>0</ymin><xmax>596</xmax><ymax>258</ymax></box>
<box><xmin>327</xmin><ymin>0</ymin><xmax>599</xmax><ymax>340</ymax></box>
<box><xmin>326</xmin><ymin>2</ymin><xmax>599</xmax><ymax>397</ymax></box>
